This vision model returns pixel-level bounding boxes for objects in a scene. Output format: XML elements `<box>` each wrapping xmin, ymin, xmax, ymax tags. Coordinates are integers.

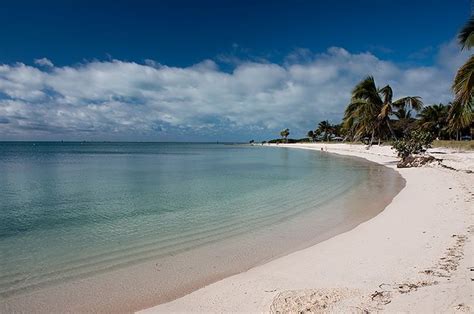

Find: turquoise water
<box><xmin>0</xmin><ymin>142</ymin><xmax>402</xmax><ymax>310</ymax></box>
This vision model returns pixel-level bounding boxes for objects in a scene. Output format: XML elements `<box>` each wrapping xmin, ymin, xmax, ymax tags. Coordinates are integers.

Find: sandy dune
<box><xmin>141</xmin><ymin>143</ymin><xmax>473</xmax><ymax>313</ymax></box>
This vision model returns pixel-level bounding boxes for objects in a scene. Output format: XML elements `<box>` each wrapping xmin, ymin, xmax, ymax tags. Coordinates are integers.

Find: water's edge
<box><xmin>138</xmin><ymin>146</ymin><xmax>406</xmax><ymax>312</ymax></box>
<box><xmin>0</xmin><ymin>146</ymin><xmax>405</xmax><ymax>313</ymax></box>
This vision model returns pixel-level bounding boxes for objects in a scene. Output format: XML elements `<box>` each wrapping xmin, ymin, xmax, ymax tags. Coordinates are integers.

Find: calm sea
<box><xmin>0</xmin><ymin>142</ymin><xmax>403</xmax><ymax>312</ymax></box>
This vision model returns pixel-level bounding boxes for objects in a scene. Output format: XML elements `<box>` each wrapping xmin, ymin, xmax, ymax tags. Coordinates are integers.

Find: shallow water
<box><xmin>0</xmin><ymin>142</ymin><xmax>404</xmax><ymax>312</ymax></box>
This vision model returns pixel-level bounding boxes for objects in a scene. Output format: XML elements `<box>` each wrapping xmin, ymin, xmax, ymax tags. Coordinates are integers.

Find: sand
<box><xmin>141</xmin><ymin>143</ymin><xmax>473</xmax><ymax>313</ymax></box>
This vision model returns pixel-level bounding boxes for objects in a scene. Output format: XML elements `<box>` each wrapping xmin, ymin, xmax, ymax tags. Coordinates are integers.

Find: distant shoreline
<box><xmin>0</xmin><ymin>141</ymin><xmax>248</xmax><ymax>144</ymax></box>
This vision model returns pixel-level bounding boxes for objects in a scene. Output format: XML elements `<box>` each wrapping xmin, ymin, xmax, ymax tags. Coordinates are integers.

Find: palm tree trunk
<box><xmin>369</xmin><ymin>129</ymin><xmax>375</xmax><ymax>147</ymax></box>
<box><xmin>387</xmin><ymin>120</ymin><xmax>396</xmax><ymax>140</ymax></box>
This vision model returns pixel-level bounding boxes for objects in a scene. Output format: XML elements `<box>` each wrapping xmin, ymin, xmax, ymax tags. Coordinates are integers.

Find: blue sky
<box><xmin>0</xmin><ymin>0</ymin><xmax>471</xmax><ymax>141</ymax></box>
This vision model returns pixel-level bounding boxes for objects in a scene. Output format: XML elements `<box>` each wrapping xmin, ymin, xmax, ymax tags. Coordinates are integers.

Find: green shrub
<box><xmin>392</xmin><ymin>130</ymin><xmax>433</xmax><ymax>159</ymax></box>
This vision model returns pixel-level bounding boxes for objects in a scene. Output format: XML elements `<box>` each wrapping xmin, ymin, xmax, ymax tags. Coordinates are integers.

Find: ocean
<box><xmin>0</xmin><ymin>142</ymin><xmax>404</xmax><ymax>311</ymax></box>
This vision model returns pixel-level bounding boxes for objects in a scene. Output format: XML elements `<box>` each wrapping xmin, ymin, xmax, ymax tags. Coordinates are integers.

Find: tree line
<box><xmin>273</xmin><ymin>15</ymin><xmax>473</xmax><ymax>145</ymax></box>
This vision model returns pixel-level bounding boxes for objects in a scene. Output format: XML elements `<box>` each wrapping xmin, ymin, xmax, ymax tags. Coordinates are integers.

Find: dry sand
<box><xmin>141</xmin><ymin>143</ymin><xmax>473</xmax><ymax>313</ymax></box>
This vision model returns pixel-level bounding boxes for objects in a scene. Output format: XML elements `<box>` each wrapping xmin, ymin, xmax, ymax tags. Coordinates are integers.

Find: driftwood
<box><xmin>397</xmin><ymin>155</ymin><xmax>435</xmax><ymax>168</ymax></box>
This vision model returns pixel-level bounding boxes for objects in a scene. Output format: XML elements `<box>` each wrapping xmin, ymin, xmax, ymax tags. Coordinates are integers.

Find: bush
<box><xmin>392</xmin><ymin>130</ymin><xmax>433</xmax><ymax>159</ymax></box>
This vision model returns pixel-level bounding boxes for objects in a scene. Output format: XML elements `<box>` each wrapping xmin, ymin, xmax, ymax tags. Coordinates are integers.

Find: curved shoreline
<box><xmin>0</xmin><ymin>144</ymin><xmax>404</xmax><ymax>313</ymax></box>
<box><xmin>141</xmin><ymin>143</ymin><xmax>473</xmax><ymax>313</ymax></box>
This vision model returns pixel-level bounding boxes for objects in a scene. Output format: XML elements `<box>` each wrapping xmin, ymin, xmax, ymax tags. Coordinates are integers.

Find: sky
<box><xmin>0</xmin><ymin>0</ymin><xmax>471</xmax><ymax>141</ymax></box>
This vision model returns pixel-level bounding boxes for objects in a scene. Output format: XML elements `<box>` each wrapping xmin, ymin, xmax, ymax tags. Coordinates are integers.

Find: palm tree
<box><xmin>393</xmin><ymin>107</ymin><xmax>416</xmax><ymax>137</ymax></box>
<box><xmin>418</xmin><ymin>104</ymin><xmax>450</xmax><ymax>139</ymax></box>
<box><xmin>280</xmin><ymin>128</ymin><xmax>290</xmax><ymax>143</ymax></box>
<box><xmin>343</xmin><ymin>76</ymin><xmax>423</xmax><ymax>145</ymax></box>
<box><xmin>307</xmin><ymin>130</ymin><xmax>314</xmax><ymax>142</ymax></box>
<box><xmin>314</xmin><ymin>128</ymin><xmax>322</xmax><ymax>139</ymax></box>
<box><xmin>458</xmin><ymin>16</ymin><xmax>474</xmax><ymax>50</ymax></box>
<box><xmin>448</xmin><ymin>101</ymin><xmax>472</xmax><ymax>139</ymax></box>
<box><xmin>343</xmin><ymin>85</ymin><xmax>380</xmax><ymax>144</ymax></box>
<box><xmin>316</xmin><ymin>120</ymin><xmax>333</xmax><ymax>141</ymax></box>
<box><xmin>332</xmin><ymin>123</ymin><xmax>343</xmax><ymax>137</ymax></box>
<box><xmin>450</xmin><ymin>16</ymin><xmax>474</xmax><ymax>134</ymax></box>
<box><xmin>378</xmin><ymin>85</ymin><xmax>423</xmax><ymax>138</ymax></box>
<box><xmin>393</xmin><ymin>107</ymin><xmax>412</xmax><ymax>120</ymax></box>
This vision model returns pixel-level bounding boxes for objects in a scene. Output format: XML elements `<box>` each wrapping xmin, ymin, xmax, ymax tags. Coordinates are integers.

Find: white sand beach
<box><xmin>141</xmin><ymin>143</ymin><xmax>473</xmax><ymax>313</ymax></box>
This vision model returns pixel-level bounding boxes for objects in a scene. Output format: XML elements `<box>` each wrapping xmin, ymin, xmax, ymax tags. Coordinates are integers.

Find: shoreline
<box><xmin>142</xmin><ymin>143</ymin><xmax>473</xmax><ymax>313</ymax></box>
<box><xmin>0</xmin><ymin>144</ymin><xmax>403</xmax><ymax>313</ymax></box>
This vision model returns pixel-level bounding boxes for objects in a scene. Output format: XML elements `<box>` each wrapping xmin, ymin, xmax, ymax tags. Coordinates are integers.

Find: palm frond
<box><xmin>394</xmin><ymin>108</ymin><xmax>412</xmax><ymax>120</ymax></box>
<box><xmin>452</xmin><ymin>55</ymin><xmax>474</xmax><ymax>105</ymax></box>
<box><xmin>351</xmin><ymin>76</ymin><xmax>383</xmax><ymax>106</ymax></box>
<box><xmin>378</xmin><ymin>103</ymin><xmax>391</xmax><ymax>120</ymax></box>
<box><xmin>448</xmin><ymin>99</ymin><xmax>473</xmax><ymax>131</ymax></box>
<box><xmin>458</xmin><ymin>16</ymin><xmax>474</xmax><ymax>50</ymax></box>
<box><xmin>379</xmin><ymin>85</ymin><xmax>393</xmax><ymax>104</ymax></box>
<box><xmin>344</xmin><ymin>98</ymin><xmax>380</xmax><ymax>138</ymax></box>
<box><xmin>392</xmin><ymin>96</ymin><xmax>424</xmax><ymax>111</ymax></box>
<box><xmin>417</xmin><ymin>103</ymin><xmax>449</xmax><ymax>134</ymax></box>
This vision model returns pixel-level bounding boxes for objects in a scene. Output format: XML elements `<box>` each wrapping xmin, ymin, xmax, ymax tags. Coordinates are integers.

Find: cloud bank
<box><xmin>0</xmin><ymin>39</ymin><xmax>469</xmax><ymax>141</ymax></box>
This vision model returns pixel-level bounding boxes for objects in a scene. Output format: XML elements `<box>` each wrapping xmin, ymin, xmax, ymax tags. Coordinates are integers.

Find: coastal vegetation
<box><xmin>450</xmin><ymin>16</ymin><xmax>474</xmax><ymax>136</ymax></box>
<box><xmin>342</xmin><ymin>76</ymin><xmax>423</xmax><ymax>144</ymax></box>
<box><xmin>271</xmin><ymin>15</ymin><xmax>473</xmax><ymax>151</ymax></box>
<box><xmin>392</xmin><ymin>130</ymin><xmax>433</xmax><ymax>159</ymax></box>
<box><xmin>280</xmin><ymin>128</ymin><xmax>290</xmax><ymax>143</ymax></box>
<box><xmin>392</xmin><ymin>130</ymin><xmax>435</xmax><ymax>167</ymax></box>
<box><xmin>432</xmin><ymin>139</ymin><xmax>474</xmax><ymax>150</ymax></box>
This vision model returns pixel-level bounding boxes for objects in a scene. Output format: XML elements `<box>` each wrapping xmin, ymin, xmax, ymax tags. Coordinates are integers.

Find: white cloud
<box><xmin>0</xmin><ymin>39</ymin><xmax>469</xmax><ymax>140</ymax></box>
<box><xmin>436</xmin><ymin>39</ymin><xmax>471</xmax><ymax>73</ymax></box>
<box><xmin>34</xmin><ymin>57</ymin><xmax>54</xmax><ymax>67</ymax></box>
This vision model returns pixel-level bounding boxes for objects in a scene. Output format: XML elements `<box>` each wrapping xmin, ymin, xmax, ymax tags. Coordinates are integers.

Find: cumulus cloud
<box><xmin>0</xmin><ymin>39</ymin><xmax>469</xmax><ymax>140</ymax></box>
<box><xmin>33</xmin><ymin>57</ymin><xmax>54</xmax><ymax>67</ymax></box>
